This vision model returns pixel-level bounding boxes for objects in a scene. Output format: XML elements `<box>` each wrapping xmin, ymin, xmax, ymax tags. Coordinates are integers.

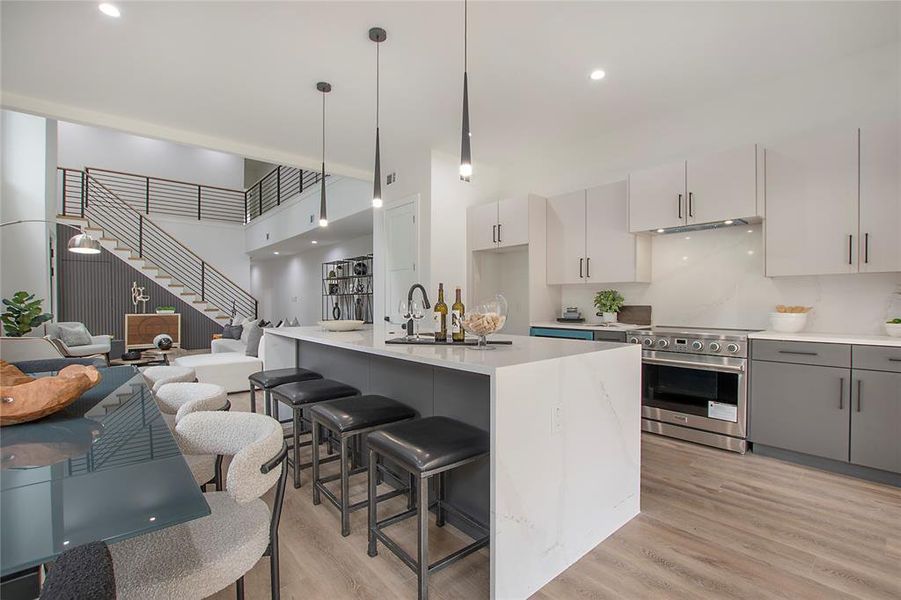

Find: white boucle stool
<box><xmin>156</xmin><ymin>382</ymin><xmax>230</xmax><ymax>490</ymax></box>
<box><xmin>142</xmin><ymin>366</ymin><xmax>196</xmax><ymax>394</ymax></box>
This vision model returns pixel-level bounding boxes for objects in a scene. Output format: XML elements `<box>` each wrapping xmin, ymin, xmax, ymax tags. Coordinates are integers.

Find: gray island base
<box><xmin>262</xmin><ymin>325</ymin><xmax>641</xmax><ymax>599</ymax></box>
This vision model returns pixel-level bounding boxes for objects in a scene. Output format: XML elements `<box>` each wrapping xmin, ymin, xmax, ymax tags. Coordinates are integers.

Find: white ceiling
<box><xmin>2</xmin><ymin>1</ymin><xmax>898</xmax><ymax>177</ymax></box>
<box><xmin>248</xmin><ymin>207</ymin><xmax>374</xmax><ymax>261</ymax></box>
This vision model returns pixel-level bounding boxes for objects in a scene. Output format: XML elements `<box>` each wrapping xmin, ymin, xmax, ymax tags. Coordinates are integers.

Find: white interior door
<box><xmin>764</xmin><ymin>126</ymin><xmax>859</xmax><ymax>276</ymax></box>
<box><xmin>859</xmin><ymin>122</ymin><xmax>901</xmax><ymax>273</ymax></box>
<box><xmin>687</xmin><ymin>144</ymin><xmax>759</xmax><ymax>224</ymax></box>
<box><xmin>546</xmin><ymin>190</ymin><xmax>586</xmax><ymax>285</ymax></box>
<box><xmin>628</xmin><ymin>160</ymin><xmax>686</xmax><ymax>232</ymax></box>
<box><xmin>384</xmin><ymin>198</ymin><xmax>418</xmax><ymax>323</ymax></box>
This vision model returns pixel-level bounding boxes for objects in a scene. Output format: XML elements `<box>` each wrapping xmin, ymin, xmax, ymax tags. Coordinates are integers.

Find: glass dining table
<box><xmin>0</xmin><ymin>365</ymin><xmax>210</xmax><ymax>584</ymax></box>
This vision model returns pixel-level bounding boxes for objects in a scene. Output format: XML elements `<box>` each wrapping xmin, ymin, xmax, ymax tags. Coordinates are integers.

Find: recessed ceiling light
<box><xmin>656</xmin><ymin>228</ymin><xmax>665</xmax><ymax>233</ymax></box>
<box><xmin>589</xmin><ymin>69</ymin><xmax>606</xmax><ymax>81</ymax></box>
<box><xmin>273</xmin><ymin>251</ymin><xmax>279</xmax><ymax>255</ymax></box>
<box><xmin>311</xmin><ymin>240</ymin><xmax>318</xmax><ymax>244</ymax></box>
<box><xmin>148</xmin><ymin>516</ymin><xmax>156</xmax><ymax>522</ymax></box>
<box><xmin>684</xmin><ymin>236</ymin><xmax>691</xmax><ymax>240</ymax></box>
<box><xmin>98</xmin><ymin>3</ymin><xmax>120</xmax><ymax>17</ymax></box>
<box><xmin>747</xmin><ymin>229</ymin><xmax>753</xmax><ymax>233</ymax></box>
<box><xmin>724</xmin><ymin>220</ymin><xmax>734</xmax><ymax>225</ymax></box>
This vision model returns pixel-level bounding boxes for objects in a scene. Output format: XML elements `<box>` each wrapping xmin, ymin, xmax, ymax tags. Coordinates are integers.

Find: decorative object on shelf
<box><xmin>885</xmin><ymin>319</ymin><xmax>901</xmax><ymax>337</ymax></box>
<box><xmin>369</xmin><ymin>26</ymin><xmax>387</xmax><ymax>208</ymax></box>
<box><xmin>318</xmin><ymin>319</ymin><xmax>365</xmax><ymax>332</ymax></box>
<box><xmin>355</xmin><ymin>296</ymin><xmax>364</xmax><ymax>321</ymax></box>
<box><xmin>155</xmin><ymin>306</ymin><xmax>176</xmax><ymax>314</ymax></box>
<box><xmin>458</xmin><ymin>0</ymin><xmax>472</xmax><ymax>181</ymax></box>
<box><xmin>594</xmin><ymin>289</ymin><xmax>625</xmax><ymax>323</ymax></box>
<box><xmin>121</xmin><ymin>350</ymin><xmax>142</xmax><ymax>361</ymax></box>
<box><xmin>317</xmin><ymin>81</ymin><xmax>332</xmax><ymax>227</ymax></box>
<box><xmin>0</xmin><ymin>362</ymin><xmax>102</xmax><ymax>426</ymax></box>
<box><xmin>332</xmin><ymin>302</ymin><xmax>342</xmax><ymax>320</ymax></box>
<box><xmin>152</xmin><ymin>334</ymin><xmax>174</xmax><ymax>351</ymax></box>
<box><xmin>1</xmin><ymin>291</ymin><xmax>52</xmax><ymax>337</ymax></box>
<box><xmin>461</xmin><ymin>294</ymin><xmax>507</xmax><ymax>350</ymax></box>
<box><xmin>353</xmin><ymin>260</ymin><xmax>368</xmax><ymax>276</ymax></box>
<box><xmin>322</xmin><ymin>255</ymin><xmax>373</xmax><ymax>324</ymax></box>
<box><xmin>770</xmin><ymin>305</ymin><xmax>812</xmax><ymax>333</ymax></box>
<box><xmin>130</xmin><ymin>281</ymin><xmax>149</xmax><ymax>314</ymax></box>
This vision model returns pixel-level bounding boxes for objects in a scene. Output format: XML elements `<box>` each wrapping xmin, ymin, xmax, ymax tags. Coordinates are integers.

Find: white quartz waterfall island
<box><xmin>262</xmin><ymin>326</ymin><xmax>641</xmax><ymax>599</ymax></box>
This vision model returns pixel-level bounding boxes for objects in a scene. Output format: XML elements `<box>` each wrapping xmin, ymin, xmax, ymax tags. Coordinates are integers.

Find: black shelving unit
<box><xmin>322</xmin><ymin>254</ymin><xmax>373</xmax><ymax>323</ymax></box>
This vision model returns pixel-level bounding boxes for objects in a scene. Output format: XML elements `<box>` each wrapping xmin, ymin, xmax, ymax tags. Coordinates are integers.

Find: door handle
<box><xmin>856</xmin><ymin>379</ymin><xmax>862</xmax><ymax>412</ymax></box>
<box><xmin>864</xmin><ymin>232</ymin><xmax>869</xmax><ymax>264</ymax></box>
<box><xmin>498</xmin><ymin>223</ymin><xmax>502</xmax><ymax>243</ymax></box>
<box><xmin>838</xmin><ymin>377</ymin><xmax>844</xmax><ymax>410</ymax></box>
<box><xmin>677</xmin><ymin>194</ymin><xmax>682</xmax><ymax>219</ymax></box>
<box><xmin>586</xmin><ymin>257</ymin><xmax>591</xmax><ymax>278</ymax></box>
<box><xmin>579</xmin><ymin>258</ymin><xmax>583</xmax><ymax>278</ymax></box>
<box><xmin>848</xmin><ymin>234</ymin><xmax>853</xmax><ymax>265</ymax></box>
<box><xmin>688</xmin><ymin>192</ymin><xmax>694</xmax><ymax>218</ymax></box>
<box><xmin>492</xmin><ymin>225</ymin><xmax>496</xmax><ymax>243</ymax></box>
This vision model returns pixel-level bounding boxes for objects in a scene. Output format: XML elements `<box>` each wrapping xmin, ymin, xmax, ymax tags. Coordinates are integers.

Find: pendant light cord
<box><xmin>376</xmin><ymin>42</ymin><xmax>380</xmax><ymax>128</ymax></box>
<box><xmin>464</xmin><ymin>0</ymin><xmax>468</xmax><ymax>72</ymax></box>
<box><xmin>322</xmin><ymin>91</ymin><xmax>326</xmax><ymax>169</ymax></box>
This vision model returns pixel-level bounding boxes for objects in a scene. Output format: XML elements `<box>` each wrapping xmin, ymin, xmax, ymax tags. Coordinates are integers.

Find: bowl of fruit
<box><xmin>885</xmin><ymin>318</ymin><xmax>901</xmax><ymax>338</ymax></box>
<box><xmin>769</xmin><ymin>305</ymin><xmax>812</xmax><ymax>333</ymax></box>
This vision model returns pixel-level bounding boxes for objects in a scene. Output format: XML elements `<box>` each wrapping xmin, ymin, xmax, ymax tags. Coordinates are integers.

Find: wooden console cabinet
<box><xmin>125</xmin><ymin>313</ymin><xmax>181</xmax><ymax>350</ymax></box>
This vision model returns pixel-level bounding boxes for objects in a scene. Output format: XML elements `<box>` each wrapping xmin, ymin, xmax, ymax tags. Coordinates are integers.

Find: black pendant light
<box><xmin>317</xmin><ymin>81</ymin><xmax>331</xmax><ymax>227</ymax></box>
<box><xmin>459</xmin><ymin>0</ymin><xmax>472</xmax><ymax>181</ymax></box>
<box><xmin>370</xmin><ymin>27</ymin><xmax>386</xmax><ymax>208</ymax></box>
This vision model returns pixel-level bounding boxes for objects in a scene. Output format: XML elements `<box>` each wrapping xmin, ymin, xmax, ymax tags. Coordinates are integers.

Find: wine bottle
<box><xmin>434</xmin><ymin>283</ymin><xmax>448</xmax><ymax>342</ymax></box>
<box><xmin>451</xmin><ymin>287</ymin><xmax>465</xmax><ymax>342</ymax></box>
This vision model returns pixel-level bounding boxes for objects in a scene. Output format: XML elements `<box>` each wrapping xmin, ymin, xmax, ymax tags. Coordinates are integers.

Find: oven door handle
<box><xmin>642</xmin><ymin>356</ymin><xmax>745</xmax><ymax>373</ymax></box>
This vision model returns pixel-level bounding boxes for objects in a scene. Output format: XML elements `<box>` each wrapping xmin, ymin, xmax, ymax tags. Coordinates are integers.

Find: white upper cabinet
<box><xmin>497</xmin><ymin>197</ymin><xmax>529</xmax><ymax>248</ymax></box>
<box><xmin>586</xmin><ymin>181</ymin><xmax>650</xmax><ymax>283</ymax></box>
<box><xmin>859</xmin><ymin>123</ymin><xmax>901</xmax><ymax>273</ymax></box>
<box><xmin>687</xmin><ymin>144</ymin><xmax>759</xmax><ymax>225</ymax></box>
<box><xmin>546</xmin><ymin>190</ymin><xmax>587</xmax><ymax>285</ymax></box>
<box><xmin>765</xmin><ymin>127</ymin><xmax>859</xmax><ymax>276</ymax></box>
<box><xmin>467</xmin><ymin>201</ymin><xmax>500</xmax><ymax>252</ymax></box>
<box><xmin>628</xmin><ymin>160</ymin><xmax>686</xmax><ymax>232</ymax></box>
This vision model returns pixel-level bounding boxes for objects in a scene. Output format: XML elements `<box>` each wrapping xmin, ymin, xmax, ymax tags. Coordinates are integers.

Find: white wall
<box><xmin>561</xmin><ymin>225</ymin><xmax>901</xmax><ymax>335</ymax></box>
<box><xmin>58</xmin><ymin>121</ymin><xmax>244</xmax><ymax>189</ymax></box>
<box><xmin>250</xmin><ymin>234</ymin><xmax>373</xmax><ymax>325</ymax></box>
<box><xmin>0</xmin><ymin>110</ymin><xmax>57</xmax><ymax>316</ymax></box>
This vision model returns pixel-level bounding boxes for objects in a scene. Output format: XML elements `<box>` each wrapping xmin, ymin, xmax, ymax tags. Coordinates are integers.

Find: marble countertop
<box><xmin>530</xmin><ymin>321</ymin><xmax>650</xmax><ymax>332</ymax></box>
<box><xmin>749</xmin><ymin>330</ymin><xmax>901</xmax><ymax>347</ymax></box>
<box><xmin>264</xmin><ymin>325</ymin><xmax>636</xmax><ymax>375</ymax></box>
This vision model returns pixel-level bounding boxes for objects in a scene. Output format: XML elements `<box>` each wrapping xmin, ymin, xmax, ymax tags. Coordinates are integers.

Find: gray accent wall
<box><xmin>56</xmin><ymin>224</ymin><xmax>221</xmax><ymax>349</ymax></box>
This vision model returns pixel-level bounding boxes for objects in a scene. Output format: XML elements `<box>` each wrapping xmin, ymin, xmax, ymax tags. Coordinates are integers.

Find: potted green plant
<box><xmin>155</xmin><ymin>306</ymin><xmax>176</xmax><ymax>314</ymax></box>
<box><xmin>594</xmin><ymin>289</ymin><xmax>625</xmax><ymax>324</ymax></box>
<box><xmin>1</xmin><ymin>291</ymin><xmax>53</xmax><ymax>337</ymax></box>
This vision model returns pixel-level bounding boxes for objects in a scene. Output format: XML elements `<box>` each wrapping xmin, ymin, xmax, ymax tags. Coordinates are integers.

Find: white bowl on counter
<box><xmin>318</xmin><ymin>320</ymin><xmax>365</xmax><ymax>332</ymax></box>
<box><xmin>885</xmin><ymin>322</ymin><xmax>901</xmax><ymax>338</ymax></box>
<box><xmin>769</xmin><ymin>312</ymin><xmax>808</xmax><ymax>333</ymax></box>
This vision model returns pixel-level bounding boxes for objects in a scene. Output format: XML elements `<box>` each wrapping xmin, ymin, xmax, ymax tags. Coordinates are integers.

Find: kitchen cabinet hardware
<box><xmin>839</xmin><ymin>377</ymin><xmax>844</xmax><ymax>409</ymax></box>
<box><xmin>864</xmin><ymin>232</ymin><xmax>869</xmax><ymax>263</ymax></box>
<box><xmin>856</xmin><ymin>379</ymin><xmax>862</xmax><ymax>412</ymax></box>
<box><xmin>586</xmin><ymin>257</ymin><xmax>591</xmax><ymax>278</ymax></box>
<box><xmin>677</xmin><ymin>193</ymin><xmax>682</xmax><ymax>219</ymax></box>
<box><xmin>643</xmin><ymin>356</ymin><xmax>745</xmax><ymax>373</ymax></box>
<box><xmin>890</xmin><ymin>358</ymin><xmax>901</xmax><ymax>362</ymax></box>
<box><xmin>497</xmin><ymin>223</ymin><xmax>502</xmax><ymax>243</ymax></box>
<box><xmin>688</xmin><ymin>192</ymin><xmax>694</xmax><ymax>217</ymax></box>
<box><xmin>848</xmin><ymin>234</ymin><xmax>853</xmax><ymax>265</ymax></box>
<box><xmin>492</xmin><ymin>224</ymin><xmax>496</xmax><ymax>243</ymax></box>
<box><xmin>579</xmin><ymin>258</ymin><xmax>583</xmax><ymax>278</ymax></box>
<box><xmin>778</xmin><ymin>350</ymin><xmax>818</xmax><ymax>356</ymax></box>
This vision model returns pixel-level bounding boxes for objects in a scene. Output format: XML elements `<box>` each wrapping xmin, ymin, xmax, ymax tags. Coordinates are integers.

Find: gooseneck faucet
<box><xmin>406</xmin><ymin>283</ymin><xmax>432</xmax><ymax>337</ymax></box>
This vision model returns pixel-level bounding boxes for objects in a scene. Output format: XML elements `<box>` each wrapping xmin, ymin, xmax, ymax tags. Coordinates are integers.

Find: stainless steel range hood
<box><xmin>651</xmin><ymin>218</ymin><xmax>754</xmax><ymax>235</ymax></box>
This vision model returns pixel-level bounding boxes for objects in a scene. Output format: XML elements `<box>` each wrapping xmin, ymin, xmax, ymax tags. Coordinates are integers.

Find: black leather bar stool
<box><xmin>270</xmin><ymin>379</ymin><xmax>360</xmax><ymax>488</ymax></box>
<box><xmin>248</xmin><ymin>367</ymin><xmax>322</xmax><ymax>415</ymax></box>
<box><xmin>309</xmin><ymin>395</ymin><xmax>417</xmax><ymax>536</ymax></box>
<box><xmin>366</xmin><ymin>416</ymin><xmax>489</xmax><ymax>600</ymax></box>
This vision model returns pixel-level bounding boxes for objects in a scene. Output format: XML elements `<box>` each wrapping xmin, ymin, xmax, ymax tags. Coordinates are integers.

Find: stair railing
<box><xmin>244</xmin><ymin>164</ymin><xmax>325</xmax><ymax>222</ymax></box>
<box><xmin>58</xmin><ymin>167</ymin><xmax>258</xmax><ymax>319</ymax></box>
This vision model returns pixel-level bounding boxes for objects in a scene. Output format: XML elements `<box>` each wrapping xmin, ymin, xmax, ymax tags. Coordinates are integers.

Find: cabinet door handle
<box><xmin>498</xmin><ymin>223</ymin><xmax>502</xmax><ymax>243</ymax></box>
<box><xmin>838</xmin><ymin>377</ymin><xmax>844</xmax><ymax>410</ymax></box>
<box><xmin>889</xmin><ymin>358</ymin><xmax>901</xmax><ymax>363</ymax></box>
<box><xmin>848</xmin><ymin>234</ymin><xmax>853</xmax><ymax>265</ymax></box>
<box><xmin>864</xmin><ymin>232</ymin><xmax>869</xmax><ymax>264</ymax></box>
<box><xmin>579</xmin><ymin>258</ymin><xmax>584</xmax><ymax>278</ymax></box>
<box><xmin>856</xmin><ymin>379</ymin><xmax>862</xmax><ymax>412</ymax></box>
<box><xmin>778</xmin><ymin>350</ymin><xmax>818</xmax><ymax>356</ymax></box>
<box><xmin>677</xmin><ymin>194</ymin><xmax>682</xmax><ymax>219</ymax></box>
<box><xmin>492</xmin><ymin>225</ymin><xmax>497</xmax><ymax>243</ymax></box>
<box><xmin>688</xmin><ymin>192</ymin><xmax>694</xmax><ymax>217</ymax></box>
<box><xmin>586</xmin><ymin>257</ymin><xmax>591</xmax><ymax>278</ymax></box>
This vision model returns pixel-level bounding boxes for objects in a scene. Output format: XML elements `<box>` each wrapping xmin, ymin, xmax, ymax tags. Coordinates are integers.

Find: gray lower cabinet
<box><xmin>850</xmin><ymin>369</ymin><xmax>901</xmax><ymax>473</ymax></box>
<box><xmin>750</xmin><ymin>360</ymin><xmax>850</xmax><ymax>461</ymax></box>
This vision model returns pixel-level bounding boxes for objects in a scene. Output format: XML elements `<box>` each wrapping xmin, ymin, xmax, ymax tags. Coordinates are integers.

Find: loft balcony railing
<box><xmin>58</xmin><ymin>167</ymin><xmax>258</xmax><ymax>319</ymax></box>
<box><xmin>76</xmin><ymin>165</ymin><xmax>326</xmax><ymax>225</ymax></box>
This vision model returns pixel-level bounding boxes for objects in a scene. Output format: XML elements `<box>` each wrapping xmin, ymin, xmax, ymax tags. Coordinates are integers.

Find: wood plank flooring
<box><xmin>211</xmin><ymin>393</ymin><xmax>900</xmax><ymax>600</ymax></box>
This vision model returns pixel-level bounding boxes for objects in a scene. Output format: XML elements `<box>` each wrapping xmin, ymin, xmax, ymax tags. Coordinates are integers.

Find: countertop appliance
<box><xmin>629</xmin><ymin>326</ymin><xmax>757</xmax><ymax>453</ymax></box>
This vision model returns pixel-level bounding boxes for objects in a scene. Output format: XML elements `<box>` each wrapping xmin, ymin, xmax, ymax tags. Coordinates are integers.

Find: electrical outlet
<box><xmin>387</xmin><ymin>172</ymin><xmax>396</xmax><ymax>185</ymax></box>
<box><xmin>552</xmin><ymin>406</ymin><xmax>563</xmax><ymax>433</ymax></box>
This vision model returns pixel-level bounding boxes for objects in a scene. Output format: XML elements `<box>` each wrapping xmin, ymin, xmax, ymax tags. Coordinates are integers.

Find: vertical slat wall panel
<box><xmin>56</xmin><ymin>225</ymin><xmax>221</xmax><ymax>349</ymax></box>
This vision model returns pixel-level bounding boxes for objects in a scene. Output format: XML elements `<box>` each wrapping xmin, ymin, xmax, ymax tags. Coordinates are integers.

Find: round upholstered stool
<box><xmin>270</xmin><ymin>379</ymin><xmax>359</xmax><ymax>488</ymax></box>
<box><xmin>309</xmin><ymin>395</ymin><xmax>417</xmax><ymax>536</ymax></box>
<box><xmin>366</xmin><ymin>417</ymin><xmax>489</xmax><ymax>600</ymax></box>
<box><xmin>142</xmin><ymin>365</ymin><xmax>195</xmax><ymax>395</ymax></box>
<box><xmin>156</xmin><ymin>382</ymin><xmax>231</xmax><ymax>491</ymax></box>
<box><xmin>248</xmin><ymin>367</ymin><xmax>322</xmax><ymax>415</ymax></box>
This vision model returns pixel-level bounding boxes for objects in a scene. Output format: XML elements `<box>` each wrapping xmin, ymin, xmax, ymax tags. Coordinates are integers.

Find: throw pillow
<box><xmin>222</xmin><ymin>325</ymin><xmax>243</xmax><ymax>340</ymax></box>
<box><xmin>244</xmin><ymin>321</ymin><xmax>264</xmax><ymax>358</ymax></box>
<box><xmin>57</xmin><ymin>323</ymin><xmax>92</xmax><ymax>347</ymax></box>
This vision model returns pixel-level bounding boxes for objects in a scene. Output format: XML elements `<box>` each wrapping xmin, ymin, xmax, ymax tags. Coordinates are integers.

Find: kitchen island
<box><xmin>262</xmin><ymin>325</ymin><xmax>641</xmax><ymax>599</ymax></box>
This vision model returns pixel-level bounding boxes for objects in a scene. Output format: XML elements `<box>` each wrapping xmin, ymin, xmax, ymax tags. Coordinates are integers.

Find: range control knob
<box><xmin>708</xmin><ymin>342</ymin><xmax>721</xmax><ymax>352</ymax></box>
<box><xmin>657</xmin><ymin>339</ymin><xmax>669</xmax><ymax>348</ymax></box>
<box><xmin>691</xmin><ymin>341</ymin><xmax>704</xmax><ymax>351</ymax></box>
<box><xmin>642</xmin><ymin>338</ymin><xmax>654</xmax><ymax>347</ymax></box>
<box><xmin>726</xmin><ymin>343</ymin><xmax>740</xmax><ymax>354</ymax></box>
<box><xmin>628</xmin><ymin>337</ymin><xmax>640</xmax><ymax>344</ymax></box>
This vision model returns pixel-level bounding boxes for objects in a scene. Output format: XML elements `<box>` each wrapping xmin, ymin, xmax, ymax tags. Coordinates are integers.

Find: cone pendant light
<box><xmin>317</xmin><ymin>81</ymin><xmax>331</xmax><ymax>227</ymax></box>
<box><xmin>370</xmin><ymin>27</ymin><xmax>386</xmax><ymax>208</ymax></box>
<box><xmin>459</xmin><ymin>0</ymin><xmax>472</xmax><ymax>181</ymax></box>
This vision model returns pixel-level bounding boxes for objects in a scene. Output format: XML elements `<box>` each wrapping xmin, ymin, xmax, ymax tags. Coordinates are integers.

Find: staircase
<box><xmin>58</xmin><ymin>168</ymin><xmax>257</xmax><ymax>325</ymax></box>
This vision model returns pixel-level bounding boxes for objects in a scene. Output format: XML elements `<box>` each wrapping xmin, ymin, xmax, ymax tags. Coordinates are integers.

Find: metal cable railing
<box><xmin>245</xmin><ymin>165</ymin><xmax>325</xmax><ymax>222</ymax></box>
<box><xmin>58</xmin><ymin>167</ymin><xmax>258</xmax><ymax>319</ymax></box>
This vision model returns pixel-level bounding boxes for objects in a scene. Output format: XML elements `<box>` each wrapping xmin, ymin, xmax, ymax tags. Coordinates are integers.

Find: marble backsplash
<box><xmin>561</xmin><ymin>224</ymin><xmax>901</xmax><ymax>335</ymax></box>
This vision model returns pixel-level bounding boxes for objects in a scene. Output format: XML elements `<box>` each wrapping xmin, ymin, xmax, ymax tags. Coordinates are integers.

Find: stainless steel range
<box><xmin>628</xmin><ymin>327</ymin><xmax>757</xmax><ymax>453</ymax></box>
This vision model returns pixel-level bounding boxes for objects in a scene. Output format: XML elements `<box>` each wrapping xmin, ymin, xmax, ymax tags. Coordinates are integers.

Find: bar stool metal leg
<box><xmin>340</xmin><ymin>436</ymin><xmax>351</xmax><ymax>536</ymax></box>
<box><xmin>367</xmin><ymin>448</ymin><xmax>379</xmax><ymax>557</ymax></box>
<box><xmin>292</xmin><ymin>407</ymin><xmax>302</xmax><ymax>488</ymax></box>
<box><xmin>436</xmin><ymin>472</ymin><xmax>446</xmax><ymax>527</ymax></box>
<box><xmin>264</xmin><ymin>389</ymin><xmax>272</xmax><ymax>416</ymax></box>
<box><xmin>249</xmin><ymin>385</ymin><xmax>257</xmax><ymax>414</ymax></box>
<box><xmin>417</xmin><ymin>476</ymin><xmax>430</xmax><ymax>600</ymax></box>
<box><xmin>311</xmin><ymin>419</ymin><xmax>322</xmax><ymax>505</ymax></box>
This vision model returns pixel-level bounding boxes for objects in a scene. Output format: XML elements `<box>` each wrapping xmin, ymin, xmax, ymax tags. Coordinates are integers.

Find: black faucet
<box><xmin>406</xmin><ymin>283</ymin><xmax>432</xmax><ymax>337</ymax></box>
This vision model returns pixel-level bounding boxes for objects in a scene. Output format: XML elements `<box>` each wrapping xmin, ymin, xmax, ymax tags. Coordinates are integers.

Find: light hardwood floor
<box><xmin>211</xmin><ymin>392</ymin><xmax>901</xmax><ymax>600</ymax></box>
